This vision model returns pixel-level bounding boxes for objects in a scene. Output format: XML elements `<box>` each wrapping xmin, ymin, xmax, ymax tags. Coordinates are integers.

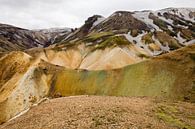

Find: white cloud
<box><xmin>0</xmin><ymin>0</ymin><xmax>194</xmax><ymax>29</ymax></box>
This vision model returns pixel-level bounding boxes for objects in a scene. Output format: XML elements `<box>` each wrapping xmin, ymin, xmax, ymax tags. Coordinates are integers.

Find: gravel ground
<box><xmin>0</xmin><ymin>96</ymin><xmax>194</xmax><ymax>129</ymax></box>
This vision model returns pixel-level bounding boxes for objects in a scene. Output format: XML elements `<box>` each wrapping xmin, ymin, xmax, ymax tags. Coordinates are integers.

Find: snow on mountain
<box><xmin>35</xmin><ymin>27</ymin><xmax>71</xmax><ymax>34</ymax></box>
<box><xmin>92</xmin><ymin>17</ymin><xmax>106</xmax><ymax>28</ymax></box>
<box><xmin>132</xmin><ymin>11</ymin><xmax>161</xmax><ymax>31</ymax></box>
<box><xmin>157</xmin><ymin>8</ymin><xmax>195</xmax><ymax>22</ymax></box>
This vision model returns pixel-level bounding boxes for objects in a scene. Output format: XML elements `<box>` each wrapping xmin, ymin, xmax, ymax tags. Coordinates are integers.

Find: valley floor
<box><xmin>0</xmin><ymin>96</ymin><xmax>194</xmax><ymax>129</ymax></box>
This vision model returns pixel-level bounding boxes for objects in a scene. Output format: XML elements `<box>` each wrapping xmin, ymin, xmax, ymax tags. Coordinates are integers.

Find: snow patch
<box><xmin>168</xmin><ymin>26</ymin><xmax>173</xmax><ymax>31</ymax></box>
<box><xmin>176</xmin><ymin>32</ymin><xmax>186</xmax><ymax>44</ymax></box>
<box><xmin>123</xmin><ymin>31</ymin><xmax>153</xmax><ymax>56</ymax></box>
<box><xmin>92</xmin><ymin>17</ymin><xmax>106</xmax><ymax>27</ymax></box>
<box><xmin>35</xmin><ymin>28</ymin><xmax>71</xmax><ymax>33</ymax></box>
<box><xmin>157</xmin><ymin>8</ymin><xmax>195</xmax><ymax>22</ymax></box>
<box><xmin>153</xmin><ymin>11</ymin><xmax>174</xmax><ymax>25</ymax></box>
<box><xmin>132</xmin><ymin>11</ymin><xmax>161</xmax><ymax>31</ymax></box>
<box><xmin>185</xmin><ymin>39</ymin><xmax>195</xmax><ymax>45</ymax></box>
<box><xmin>14</xmin><ymin>34</ymin><xmax>22</xmax><ymax>39</ymax></box>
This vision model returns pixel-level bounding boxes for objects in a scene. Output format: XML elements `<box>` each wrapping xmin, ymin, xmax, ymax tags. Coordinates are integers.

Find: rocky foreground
<box><xmin>0</xmin><ymin>96</ymin><xmax>194</xmax><ymax>129</ymax></box>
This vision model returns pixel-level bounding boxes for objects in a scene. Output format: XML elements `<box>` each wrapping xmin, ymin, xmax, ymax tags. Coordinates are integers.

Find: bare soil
<box><xmin>0</xmin><ymin>96</ymin><xmax>194</xmax><ymax>129</ymax></box>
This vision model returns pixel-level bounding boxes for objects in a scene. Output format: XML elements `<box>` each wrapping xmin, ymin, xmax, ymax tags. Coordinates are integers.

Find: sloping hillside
<box><xmin>49</xmin><ymin>44</ymin><xmax>195</xmax><ymax>101</ymax></box>
<box><xmin>0</xmin><ymin>44</ymin><xmax>194</xmax><ymax>124</ymax></box>
<box><xmin>26</xmin><ymin>38</ymin><xmax>149</xmax><ymax>70</ymax></box>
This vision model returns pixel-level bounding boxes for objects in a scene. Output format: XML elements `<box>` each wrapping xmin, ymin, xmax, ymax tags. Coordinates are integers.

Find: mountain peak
<box><xmin>90</xmin><ymin>10</ymin><xmax>150</xmax><ymax>32</ymax></box>
<box><xmin>112</xmin><ymin>11</ymin><xmax>132</xmax><ymax>15</ymax></box>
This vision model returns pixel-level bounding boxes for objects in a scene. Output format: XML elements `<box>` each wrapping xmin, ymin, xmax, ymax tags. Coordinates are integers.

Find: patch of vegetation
<box><xmin>131</xmin><ymin>29</ymin><xmax>140</xmax><ymax>37</ymax></box>
<box><xmin>155</xmin><ymin>31</ymin><xmax>181</xmax><ymax>50</ymax></box>
<box><xmin>154</xmin><ymin>19</ymin><xmax>168</xmax><ymax>31</ymax></box>
<box><xmin>137</xmin><ymin>53</ymin><xmax>150</xmax><ymax>59</ymax></box>
<box><xmin>180</xmin><ymin>29</ymin><xmax>195</xmax><ymax>41</ymax></box>
<box><xmin>94</xmin><ymin>35</ymin><xmax>130</xmax><ymax>50</ymax></box>
<box><xmin>173</xmin><ymin>19</ymin><xmax>188</xmax><ymax>26</ymax></box>
<box><xmin>57</xmin><ymin>32</ymin><xmax>115</xmax><ymax>49</ymax></box>
<box><xmin>156</xmin><ymin>104</ymin><xmax>194</xmax><ymax>129</ymax></box>
<box><xmin>189</xmin><ymin>52</ymin><xmax>195</xmax><ymax>61</ymax></box>
<box><xmin>83</xmin><ymin>32</ymin><xmax>114</xmax><ymax>42</ymax></box>
<box><xmin>156</xmin><ymin>113</ymin><xmax>191</xmax><ymax>128</ymax></box>
<box><xmin>52</xmin><ymin>47</ymin><xmax>63</xmax><ymax>52</ymax></box>
<box><xmin>56</xmin><ymin>40</ymin><xmax>84</xmax><ymax>50</ymax></box>
<box><xmin>142</xmin><ymin>33</ymin><xmax>154</xmax><ymax>44</ymax></box>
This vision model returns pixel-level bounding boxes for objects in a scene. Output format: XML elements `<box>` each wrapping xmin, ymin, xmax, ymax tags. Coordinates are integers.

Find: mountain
<box><xmin>0</xmin><ymin>7</ymin><xmax>194</xmax><ymax>127</ymax></box>
<box><xmin>0</xmin><ymin>24</ymin><xmax>71</xmax><ymax>53</ymax></box>
<box><xmin>20</xmin><ymin>8</ymin><xmax>194</xmax><ymax>70</ymax></box>
<box><xmin>1</xmin><ymin>8</ymin><xmax>194</xmax><ymax>55</ymax></box>
<box><xmin>34</xmin><ymin>27</ymin><xmax>71</xmax><ymax>46</ymax></box>
<box><xmin>63</xmin><ymin>8</ymin><xmax>195</xmax><ymax>43</ymax></box>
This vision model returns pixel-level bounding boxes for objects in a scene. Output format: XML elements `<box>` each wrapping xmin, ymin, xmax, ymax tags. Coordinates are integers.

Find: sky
<box><xmin>0</xmin><ymin>0</ymin><xmax>194</xmax><ymax>29</ymax></box>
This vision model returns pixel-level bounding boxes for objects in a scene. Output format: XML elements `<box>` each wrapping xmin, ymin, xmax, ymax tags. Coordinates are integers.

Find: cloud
<box><xmin>0</xmin><ymin>0</ymin><xmax>194</xmax><ymax>29</ymax></box>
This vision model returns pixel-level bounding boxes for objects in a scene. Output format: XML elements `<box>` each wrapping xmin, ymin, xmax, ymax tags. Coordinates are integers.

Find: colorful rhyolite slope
<box><xmin>0</xmin><ymin>8</ymin><xmax>194</xmax><ymax>124</ymax></box>
<box><xmin>0</xmin><ymin>44</ymin><xmax>194</xmax><ymax>124</ymax></box>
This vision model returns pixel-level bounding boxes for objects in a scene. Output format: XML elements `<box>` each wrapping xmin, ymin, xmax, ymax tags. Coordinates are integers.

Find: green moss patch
<box><xmin>141</xmin><ymin>33</ymin><xmax>154</xmax><ymax>44</ymax></box>
<box><xmin>83</xmin><ymin>32</ymin><xmax>114</xmax><ymax>42</ymax></box>
<box><xmin>94</xmin><ymin>35</ymin><xmax>130</xmax><ymax>50</ymax></box>
<box><xmin>155</xmin><ymin>31</ymin><xmax>181</xmax><ymax>50</ymax></box>
<box><xmin>155</xmin><ymin>104</ymin><xmax>195</xmax><ymax>129</ymax></box>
